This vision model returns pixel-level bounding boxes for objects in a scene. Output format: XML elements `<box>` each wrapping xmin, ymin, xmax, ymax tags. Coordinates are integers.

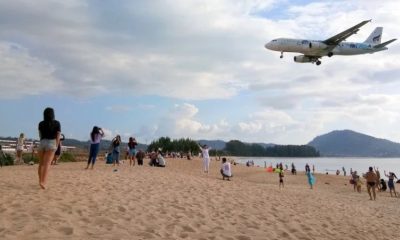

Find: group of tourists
<box><xmin>351</xmin><ymin>167</ymin><xmax>398</xmax><ymax>200</ymax></box>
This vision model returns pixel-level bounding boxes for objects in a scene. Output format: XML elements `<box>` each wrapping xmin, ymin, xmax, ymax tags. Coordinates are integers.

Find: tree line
<box><xmin>146</xmin><ymin>137</ymin><xmax>319</xmax><ymax>157</ymax></box>
<box><xmin>225</xmin><ymin>140</ymin><xmax>320</xmax><ymax>157</ymax></box>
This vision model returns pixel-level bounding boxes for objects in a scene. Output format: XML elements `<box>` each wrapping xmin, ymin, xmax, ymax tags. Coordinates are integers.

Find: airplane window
<box><xmin>350</xmin><ymin>44</ymin><xmax>356</xmax><ymax>48</ymax></box>
<box><xmin>272</xmin><ymin>40</ymin><xmax>277</xmax><ymax>42</ymax></box>
<box><xmin>302</xmin><ymin>40</ymin><xmax>309</xmax><ymax>44</ymax></box>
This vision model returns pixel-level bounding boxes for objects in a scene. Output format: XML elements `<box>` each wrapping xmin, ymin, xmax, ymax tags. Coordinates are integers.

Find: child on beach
<box><xmin>356</xmin><ymin>176</ymin><xmax>363</xmax><ymax>193</ymax></box>
<box><xmin>220</xmin><ymin>157</ymin><xmax>232</xmax><ymax>181</ymax></box>
<box><xmin>384</xmin><ymin>171</ymin><xmax>398</xmax><ymax>197</ymax></box>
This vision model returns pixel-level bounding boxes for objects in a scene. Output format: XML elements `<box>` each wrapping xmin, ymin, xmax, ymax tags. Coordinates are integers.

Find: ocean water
<box><xmin>235</xmin><ymin>157</ymin><xmax>400</xmax><ymax>179</ymax></box>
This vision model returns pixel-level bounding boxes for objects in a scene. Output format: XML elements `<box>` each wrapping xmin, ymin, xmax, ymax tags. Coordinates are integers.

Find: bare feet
<box><xmin>39</xmin><ymin>183</ymin><xmax>46</xmax><ymax>189</ymax></box>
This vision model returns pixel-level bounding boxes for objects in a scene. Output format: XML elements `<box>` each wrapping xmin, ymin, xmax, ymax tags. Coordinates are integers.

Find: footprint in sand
<box><xmin>118</xmin><ymin>206</ymin><xmax>126</xmax><ymax>212</ymax></box>
<box><xmin>182</xmin><ymin>225</ymin><xmax>196</xmax><ymax>233</ymax></box>
<box><xmin>236</xmin><ymin>235</ymin><xmax>251</xmax><ymax>240</ymax></box>
<box><xmin>58</xmin><ymin>226</ymin><xmax>74</xmax><ymax>235</ymax></box>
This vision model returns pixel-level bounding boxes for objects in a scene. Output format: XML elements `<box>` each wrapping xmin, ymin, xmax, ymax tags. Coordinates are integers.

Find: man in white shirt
<box><xmin>199</xmin><ymin>144</ymin><xmax>211</xmax><ymax>173</ymax></box>
<box><xmin>220</xmin><ymin>157</ymin><xmax>232</xmax><ymax>181</ymax></box>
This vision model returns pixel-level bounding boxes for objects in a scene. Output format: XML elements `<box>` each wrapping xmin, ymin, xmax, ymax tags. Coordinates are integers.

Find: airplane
<box><xmin>264</xmin><ymin>20</ymin><xmax>397</xmax><ymax>66</ymax></box>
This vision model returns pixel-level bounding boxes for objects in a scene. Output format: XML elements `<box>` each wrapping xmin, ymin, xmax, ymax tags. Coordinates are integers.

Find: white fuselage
<box><xmin>265</xmin><ymin>38</ymin><xmax>386</xmax><ymax>57</ymax></box>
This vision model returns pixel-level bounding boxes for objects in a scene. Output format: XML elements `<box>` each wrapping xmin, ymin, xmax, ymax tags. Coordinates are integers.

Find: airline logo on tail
<box><xmin>373</xmin><ymin>35</ymin><xmax>381</xmax><ymax>43</ymax></box>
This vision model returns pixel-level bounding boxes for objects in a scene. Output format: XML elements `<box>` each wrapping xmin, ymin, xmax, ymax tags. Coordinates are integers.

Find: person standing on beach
<box><xmin>51</xmin><ymin>133</ymin><xmax>65</xmax><ymax>165</ymax></box>
<box><xmin>15</xmin><ymin>133</ymin><xmax>26</xmax><ymax>165</ymax></box>
<box><xmin>128</xmin><ymin>137</ymin><xmax>138</xmax><ymax>166</ymax></box>
<box><xmin>374</xmin><ymin>167</ymin><xmax>381</xmax><ymax>191</ymax></box>
<box><xmin>305</xmin><ymin>163</ymin><xmax>310</xmax><ymax>174</ymax></box>
<box><xmin>291</xmin><ymin>163</ymin><xmax>296</xmax><ymax>175</ymax></box>
<box><xmin>111</xmin><ymin>135</ymin><xmax>121</xmax><ymax>167</ymax></box>
<box><xmin>278</xmin><ymin>166</ymin><xmax>284</xmax><ymax>189</ymax></box>
<box><xmin>37</xmin><ymin>107</ymin><xmax>61</xmax><ymax>189</ymax></box>
<box><xmin>364</xmin><ymin>167</ymin><xmax>378</xmax><ymax>200</ymax></box>
<box><xmin>306</xmin><ymin>171</ymin><xmax>315</xmax><ymax>189</ymax></box>
<box><xmin>384</xmin><ymin>171</ymin><xmax>398</xmax><ymax>197</ymax></box>
<box><xmin>199</xmin><ymin>144</ymin><xmax>211</xmax><ymax>173</ymax></box>
<box><xmin>85</xmin><ymin>127</ymin><xmax>104</xmax><ymax>169</ymax></box>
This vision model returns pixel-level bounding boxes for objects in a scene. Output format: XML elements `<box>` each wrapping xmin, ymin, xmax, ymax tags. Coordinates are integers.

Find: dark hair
<box><xmin>43</xmin><ymin>107</ymin><xmax>55</xmax><ymax>121</ymax></box>
<box><xmin>129</xmin><ymin>137</ymin><xmax>133</xmax><ymax>143</ymax></box>
<box><xmin>369</xmin><ymin>167</ymin><xmax>373</xmax><ymax>172</ymax></box>
<box><xmin>222</xmin><ymin>157</ymin><xmax>227</xmax><ymax>163</ymax></box>
<box><xmin>91</xmin><ymin>126</ymin><xmax>100</xmax><ymax>142</ymax></box>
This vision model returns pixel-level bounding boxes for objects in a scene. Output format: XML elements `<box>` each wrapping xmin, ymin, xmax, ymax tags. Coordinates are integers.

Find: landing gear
<box><xmin>327</xmin><ymin>52</ymin><xmax>333</xmax><ymax>57</ymax></box>
<box><xmin>316</xmin><ymin>60</ymin><xmax>321</xmax><ymax>66</ymax></box>
<box><xmin>280</xmin><ymin>52</ymin><xmax>283</xmax><ymax>59</ymax></box>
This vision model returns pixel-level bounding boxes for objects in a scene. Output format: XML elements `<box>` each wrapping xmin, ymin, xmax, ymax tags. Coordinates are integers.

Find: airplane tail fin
<box><xmin>373</xmin><ymin>38</ymin><xmax>397</xmax><ymax>49</ymax></box>
<box><xmin>364</xmin><ymin>27</ymin><xmax>383</xmax><ymax>44</ymax></box>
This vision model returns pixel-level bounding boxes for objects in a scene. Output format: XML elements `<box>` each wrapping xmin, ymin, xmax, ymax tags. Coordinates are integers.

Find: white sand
<box><xmin>0</xmin><ymin>157</ymin><xmax>399</xmax><ymax>239</ymax></box>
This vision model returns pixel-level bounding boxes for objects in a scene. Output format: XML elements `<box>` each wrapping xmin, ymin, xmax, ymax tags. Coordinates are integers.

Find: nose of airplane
<box><xmin>265</xmin><ymin>41</ymin><xmax>272</xmax><ymax>50</ymax></box>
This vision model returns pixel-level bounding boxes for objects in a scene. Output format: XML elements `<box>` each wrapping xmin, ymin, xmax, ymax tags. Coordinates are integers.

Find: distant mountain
<box><xmin>198</xmin><ymin>140</ymin><xmax>226</xmax><ymax>150</ymax></box>
<box><xmin>308</xmin><ymin>130</ymin><xmax>400</xmax><ymax>157</ymax></box>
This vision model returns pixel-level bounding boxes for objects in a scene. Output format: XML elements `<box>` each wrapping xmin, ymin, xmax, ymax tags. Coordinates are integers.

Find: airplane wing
<box><xmin>373</xmin><ymin>38</ymin><xmax>397</xmax><ymax>48</ymax></box>
<box><xmin>323</xmin><ymin>20</ymin><xmax>371</xmax><ymax>46</ymax></box>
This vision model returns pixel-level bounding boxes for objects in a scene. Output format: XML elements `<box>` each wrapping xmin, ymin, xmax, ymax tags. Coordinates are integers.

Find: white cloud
<box><xmin>0</xmin><ymin>42</ymin><xmax>62</xmax><ymax>98</ymax></box>
<box><xmin>1</xmin><ymin>0</ymin><xmax>400</xmax><ymax>143</ymax></box>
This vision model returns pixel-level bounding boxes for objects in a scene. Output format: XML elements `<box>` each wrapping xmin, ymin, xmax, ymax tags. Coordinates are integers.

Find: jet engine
<box><xmin>294</xmin><ymin>55</ymin><xmax>312</xmax><ymax>63</ymax></box>
<box><xmin>308</xmin><ymin>41</ymin><xmax>328</xmax><ymax>50</ymax></box>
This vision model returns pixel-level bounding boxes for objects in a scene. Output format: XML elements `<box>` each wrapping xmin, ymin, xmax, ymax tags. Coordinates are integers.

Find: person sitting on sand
<box><xmin>379</xmin><ymin>179</ymin><xmax>387</xmax><ymax>192</ymax></box>
<box><xmin>156</xmin><ymin>150</ymin><xmax>166</xmax><ymax>167</ymax></box>
<box><xmin>384</xmin><ymin>171</ymin><xmax>398</xmax><ymax>197</ymax></box>
<box><xmin>306</xmin><ymin>171</ymin><xmax>315</xmax><ymax>189</ymax></box>
<box><xmin>364</xmin><ymin>167</ymin><xmax>378</xmax><ymax>201</ymax></box>
<box><xmin>149</xmin><ymin>150</ymin><xmax>158</xmax><ymax>167</ymax></box>
<box><xmin>220</xmin><ymin>157</ymin><xmax>232</xmax><ymax>181</ymax></box>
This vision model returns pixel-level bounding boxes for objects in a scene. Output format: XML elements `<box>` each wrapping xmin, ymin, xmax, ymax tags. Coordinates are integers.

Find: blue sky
<box><xmin>0</xmin><ymin>0</ymin><xmax>399</xmax><ymax>144</ymax></box>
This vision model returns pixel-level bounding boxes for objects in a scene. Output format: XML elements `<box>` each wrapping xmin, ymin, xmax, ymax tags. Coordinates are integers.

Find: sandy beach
<box><xmin>1</xmin><ymin>157</ymin><xmax>399</xmax><ymax>240</ymax></box>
